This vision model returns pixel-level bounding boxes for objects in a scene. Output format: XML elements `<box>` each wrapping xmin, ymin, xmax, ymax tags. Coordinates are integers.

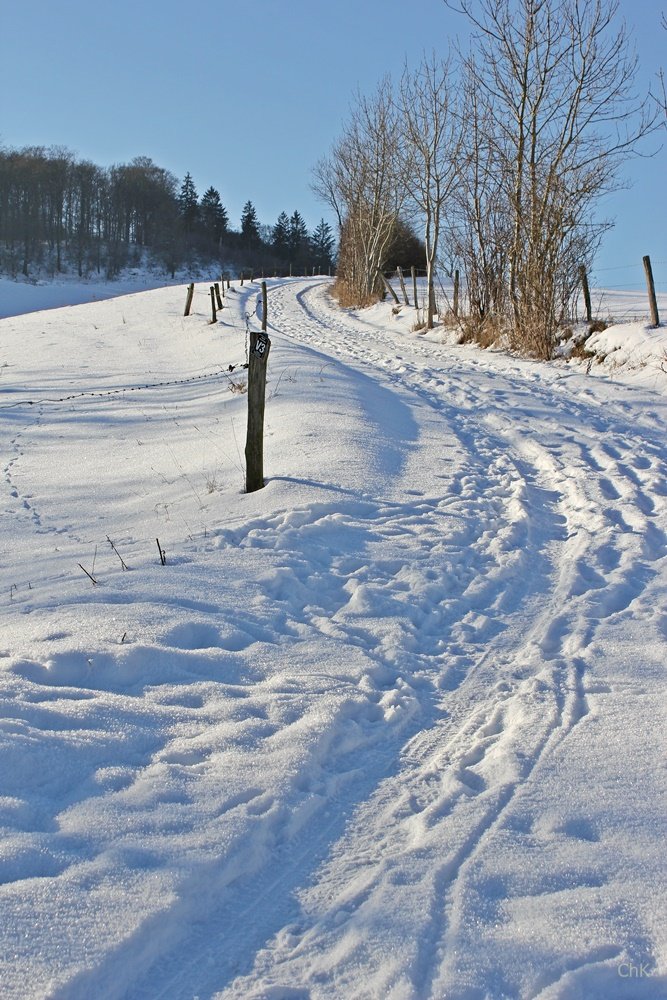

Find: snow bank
<box><xmin>1</xmin><ymin>277</ymin><xmax>665</xmax><ymax>998</ymax></box>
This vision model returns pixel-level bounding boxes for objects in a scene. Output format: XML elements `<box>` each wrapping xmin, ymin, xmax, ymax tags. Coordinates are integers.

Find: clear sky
<box><xmin>1</xmin><ymin>0</ymin><xmax>665</xmax><ymax>290</ymax></box>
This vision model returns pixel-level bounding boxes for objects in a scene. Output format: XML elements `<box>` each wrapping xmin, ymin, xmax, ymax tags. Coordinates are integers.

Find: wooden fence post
<box><xmin>209</xmin><ymin>287</ymin><xmax>217</xmax><ymax>323</ymax></box>
<box><xmin>220</xmin><ymin>275</ymin><xmax>226</xmax><ymax>298</ymax></box>
<box><xmin>245</xmin><ymin>330</ymin><xmax>271</xmax><ymax>493</ymax></box>
<box><xmin>261</xmin><ymin>281</ymin><xmax>268</xmax><ymax>333</ymax></box>
<box><xmin>579</xmin><ymin>265</ymin><xmax>592</xmax><ymax>323</ymax></box>
<box><xmin>453</xmin><ymin>269</ymin><xmax>460</xmax><ymax>318</ymax></box>
<box><xmin>643</xmin><ymin>255</ymin><xmax>660</xmax><ymax>327</ymax></box>
<box><xmin>240</xmin><ymin>271</ymin><xmax>244</xmax><ymax>286</ymax></box>
<box><xmin>184</xmin><ymin>282</ymin><xmax>195</xmax><ymax>316</ymax></box>
<box><xmin>214</xmin><ymin>283</ymin><xmax>223</xmax><ymax>310</ymax></box>
<box><xmin>397</xmin><ymin>266</ymin><xmax>409</xmax><ymax>305</ymax></box>
<box><xmin>411</xmin><ymin>266</ymin><xmax>418</xmax><ymax>310</ymax></box>
<box><xmin>377</xmin><ymin>270</ymin><xmax>399</xmax><ymax>304</ymax></box>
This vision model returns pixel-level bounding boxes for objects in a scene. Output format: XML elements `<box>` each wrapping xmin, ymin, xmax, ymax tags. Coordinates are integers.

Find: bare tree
<box><xmin>396</xmin><ymin>54</ymin><xmax>463</xmax><ymax>328</ymax></box>
<box><xmin>313</xmin><ymin>78</ymin><xmax>405</xmax><ymax>304</ymax></box>
<box><xmin>449</xmin><ymin>61</ymin><xmax>511</xmax><ymax>335</ymax></box>
<box><xmin>657</xmin><ymin>14</ymin><xmax>667</xmax><ymax>121</ymax></box>
<box><xmin>449</xmin><ymin>0</ymin><xmax>656</xmax><ymax>357</ymax></box>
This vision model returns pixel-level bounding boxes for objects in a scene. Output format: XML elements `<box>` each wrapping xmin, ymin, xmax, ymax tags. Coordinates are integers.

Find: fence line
<box><xmin>380</xmin><ymin>256</ymin><xmax>667</xmax><ymax>326</ymax></box>
<box><xmin>0</xmin><ymin>364</ymin><xmax>248</xmax><ymax>410</ymax></box>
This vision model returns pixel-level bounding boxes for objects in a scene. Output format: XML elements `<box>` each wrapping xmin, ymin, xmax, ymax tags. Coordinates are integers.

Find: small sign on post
<box><xmin>245</xmin><ymin>330</ymin><xmax>271</xmax><ymax>492</ymax></box>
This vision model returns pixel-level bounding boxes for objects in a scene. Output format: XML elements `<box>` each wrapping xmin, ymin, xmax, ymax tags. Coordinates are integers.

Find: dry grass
<box><xmin>457</xmin><ymin>314</ymin><xmax>505</xmax><ymax>349</ymax></box>
<box><xmin>561</xmin><ymin>320</ymin><xmax>607</xmax><ymax>361</ymax></box>
<box><xmin>411</xmin><ymin>310</ymin><xmax>427</xmax><ymax>333</ymax></box>
<box><xmin>331</xmin><ymin>279</ymin><xmax>380</xmax><ymax>310</ymax></box>
<box><xmin>568</xmin><ymin>339</ymin><xmax>593</xmax><ymax>360</ymax></box>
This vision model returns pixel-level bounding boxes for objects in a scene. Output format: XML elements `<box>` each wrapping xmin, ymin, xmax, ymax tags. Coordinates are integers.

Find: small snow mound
<box><xmin>161</xmin><ymin>622</ymin><xmax>222</xmax><ymax>650</ymax></box>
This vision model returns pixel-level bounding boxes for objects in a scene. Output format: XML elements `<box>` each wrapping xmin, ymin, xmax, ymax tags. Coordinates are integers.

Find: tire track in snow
<box><xmin>218</xmin><ymin>280</ymin><xmax>667</xmax><ymax>998</ymax></box>
<box><xmin>86</xmin><ymin>281</ymin><xmax>560</xmax><ymax>1000</ymax></box>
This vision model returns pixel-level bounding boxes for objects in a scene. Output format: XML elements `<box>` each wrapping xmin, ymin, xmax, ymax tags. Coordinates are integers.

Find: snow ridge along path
<box><xmin>1</xmin><ymin>277</ymin><xmax>666</xmax><ymax>999</ymax></box>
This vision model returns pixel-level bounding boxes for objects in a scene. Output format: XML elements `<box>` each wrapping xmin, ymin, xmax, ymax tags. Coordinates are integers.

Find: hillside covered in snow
<box><xmin>1</xmin><ymin>277</ymin><xmax>666</xmax><ymax>999</ymax></box>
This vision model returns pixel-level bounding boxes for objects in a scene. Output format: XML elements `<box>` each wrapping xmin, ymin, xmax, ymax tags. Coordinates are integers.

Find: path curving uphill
<box><xmin>1</xmin><ymin>278</ymin><xmax>665</xmax><ymax>1000</ymax></box>
<box><xmin>213</xmin><ymin>278</ymin><xmax>667</xmax><ymax>999</ymax></box>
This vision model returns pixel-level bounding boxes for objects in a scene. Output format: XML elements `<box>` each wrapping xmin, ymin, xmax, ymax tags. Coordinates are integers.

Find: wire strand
<box><xmin>0</xmin><ymin>363</ymin><xmax>248</xmax><ymax>410</ymax></box>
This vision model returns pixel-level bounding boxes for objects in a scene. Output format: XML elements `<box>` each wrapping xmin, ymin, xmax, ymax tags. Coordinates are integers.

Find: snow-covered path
<box><xmin>1</xmin><ymin>278</ymin><xmax>665</xmax><ymax>999</ymax></box>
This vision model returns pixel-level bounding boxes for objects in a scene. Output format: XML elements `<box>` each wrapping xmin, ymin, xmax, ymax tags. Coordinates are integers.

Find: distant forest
<box><xmin>0</xmin><ymin>145</ymin><xmax>341</xmax><ymax>280</ymax></box>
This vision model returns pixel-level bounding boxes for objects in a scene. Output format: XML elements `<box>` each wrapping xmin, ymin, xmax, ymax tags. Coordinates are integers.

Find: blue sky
<box><xmin>1</xmin><ymin>0</ymin><xmax>665</xmax><ymax>289</ymax></box>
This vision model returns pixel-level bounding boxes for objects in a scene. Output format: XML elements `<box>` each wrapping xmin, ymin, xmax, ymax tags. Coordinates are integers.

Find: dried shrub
<box><xmin>568</xmin><ymin>339</ymin><xmax>593</xmax><ymax>360</ymax></box>
<box><xmin>331</xmin><ymin>279</ymin><xmax>380</xmax><ymax>310</ymax></box>
<box><xmin>457</xmin><ymin>314</ymin><xmax>505</xmax><ymax>350</ymax></box>
<box><xmin>562</xmin><ymin>319</ymin><xmax>607</xmax><ymax>361</ymax></box>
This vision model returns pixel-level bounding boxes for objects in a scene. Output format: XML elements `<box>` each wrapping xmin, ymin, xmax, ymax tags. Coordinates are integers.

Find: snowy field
<box><xmin>1</xmin><ymin>276</ymin><xmax>666</xmax><ymax>999</ymax></box>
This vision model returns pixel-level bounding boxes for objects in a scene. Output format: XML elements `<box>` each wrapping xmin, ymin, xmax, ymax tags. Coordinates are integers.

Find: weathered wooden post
<box><xmin>643</xmin><ymin>255</ymin><xmax>660</xmax><ymax>327</ymax></box>
<box><xmin>411</xmin><ymin>266</ymin><xmax>418</xmax><ymax>310</ymax></box>
<box><xmin>214</xmin><ymin>282</ymin><xmax>223</xmax><ymax>310</ymax></box>
<box><xmin>245</xmin><ymin>330</ymin><xmax>271</xmax><ymax>493</ymax></box>
<box><xmin>184</xmin><ymin>282</ymin><xmax>195</xmax><ymax>317</ymax></box>
<box><xmin>240</xmin><ymin>271</ymin><xmax>244</xmax><ymax>286</ymax></box>
<box><xmin>579</xmin><ymin>265</ymin><xmax>592</xmax><ymax>323</ymax></box>
<box><xmin>453</xmin><ymin>269</ymin><xmax>460</xmax><ymax>318</ymax></box>
<box><xmin>261</xmin><ymin>280</ymin><xmax>268</xmax><ymax>333</ymax></box>
<box><xmin>209</xmin><ymin>286</ymin><xmax>217</xmax><ymax>323</ymax></box>
<box><xmin>397</xmin><ymin>266</ymin><xmax>409</xmax><ymax>305</ymax></box>
<box><xmin>428</xmin><ymin>284</ymin><xmax>437</xmax><ymax>328</ymax></box>
<box><xmin>377</xmin><ymin>269</ymin><xmax>400</xmax><ymax>304</ymax></box>
<box><xmin>220</xmin><ymin>275</ymin><xmax>226</xmax><ymax>298</ymax></box>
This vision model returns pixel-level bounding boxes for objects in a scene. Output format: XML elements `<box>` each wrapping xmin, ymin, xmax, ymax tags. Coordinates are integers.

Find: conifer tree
<box><xmin>178</xmin><ymin>172</ymin><xmax>199</xmax><ymax>233</ymax></box>
<box><xmin>271</xmin><ymin>211</ymin><xmax>290</xmax><ymax>257</ymax></box>
<box><xmin>288</xmin><ymin>210</ymin><xmax>310</xmax><ymax>260</ymax></box>
<box><xmin>240</xmin><ymin>200</ymin><xmax>261</xmax><ymax>245</ymax></box>
<box><xmin>199</xmin><ymin>186</ymin><xmax>229</xmax><ymax>243</ymax></box>
<box><xmin>311</xmin><ymin>218</ymin><xmax>335</xmax><ymax>271</ymax></box>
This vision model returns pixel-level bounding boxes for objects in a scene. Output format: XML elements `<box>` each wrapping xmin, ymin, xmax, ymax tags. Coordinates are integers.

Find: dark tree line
<box><xmin>0</xmin><ymin>145</ymin><xmax>336</xmax><ymax>280</ymax></box>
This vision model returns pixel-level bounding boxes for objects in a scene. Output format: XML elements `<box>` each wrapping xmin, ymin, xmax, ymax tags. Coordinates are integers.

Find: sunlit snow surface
<box><xmin>1</xmin><ymin>276</ymin><xmax>666</xmax><ymax>999</ymax></box>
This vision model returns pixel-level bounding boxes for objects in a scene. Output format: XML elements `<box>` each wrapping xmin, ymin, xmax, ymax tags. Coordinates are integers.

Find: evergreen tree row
<box><xmin>0</xmin><ymin>145</ymin><xmax>336</xmax><ymax>280</ymax></box>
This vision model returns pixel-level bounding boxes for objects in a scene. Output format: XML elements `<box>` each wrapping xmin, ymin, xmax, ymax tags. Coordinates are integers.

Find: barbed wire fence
<box><xmin>0</xmin><ymin>364</ymin><xmax>250</xmax><ymax>411</ymax></box>
<box><xmin>380</xmin><ymin>257</ymin><xmax>667</xmax><ymax>326</ymax></box>
<box><xmin>0</xmin><ymin>278</ymin><xmax>267</xmax><ymax>411</ymax></box>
